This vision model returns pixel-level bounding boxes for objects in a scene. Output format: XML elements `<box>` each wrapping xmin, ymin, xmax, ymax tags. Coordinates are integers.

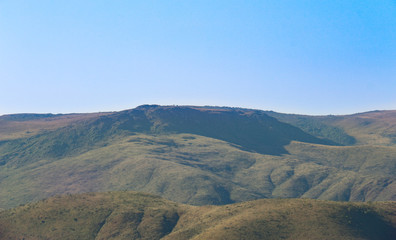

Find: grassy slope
<box><xmin>265</xmin><ymin>111</ymin><xmax>357</xmax><ymax>145</ymax></box>
<box><xmin>0</xmin><ymin>191</ymin><xmax>395</xmax><ymax>240</ymax></box>
<box><xmin>266</xmin><ymin>110</ymin><xmax>396</xmax><ymax>146</ymax></box>
<box><xmin>0</xmin><ymin>192</ymin><xmax>180</xmax><ymax>240</ymax></box>
<box><xmin>1</xmin><ymin>133</ymin><xmax>394</xmax><ymax>209</ymax></box>
<box><xmin>0</xmin><ymin>106</ymin><xmax>395</xmax><ymax>209</ymax></box>
<box><xmin>323</xmin><ymin>110</ymin><xmax>396</xmax><ymax>146</ymax></box>
<box><xmin>0</xmin><ymin>112</ymin><xmax>111</xmax><ymax>141</ymax></box>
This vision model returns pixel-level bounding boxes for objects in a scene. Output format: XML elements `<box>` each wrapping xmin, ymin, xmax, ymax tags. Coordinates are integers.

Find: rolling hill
<box><xmin>0</xmin><ymin>191</ymin><xmax>395</xmax><ymax>240</ymax></box>
<box><xmin>0</xmin><ymin>105</ymin><xmax>395</xmax><ymax>209</ymax></box>
<box><xmin>265</xmin><ymin>110</ymin><xmax>396</xmax><ymax>146</ymax></box>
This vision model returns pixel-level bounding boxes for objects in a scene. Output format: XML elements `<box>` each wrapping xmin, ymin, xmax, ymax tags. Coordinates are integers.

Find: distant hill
<box><xmin>0</xmin><ymin>112</ymin><xmax>111</xmax><ymax>141</ymax></box>
<box><xmin>0</xmin><ymin>105</ymin><xmax>395</xmax><ymax>209</ymax></box>
<box><xmin>122</xmin><ymin>105</ymin><xmax>337</xmax><ymax>154</ymax></box>
<box><xmin>264</xmin><ymin>111</ymin><xmax>357</xmax><ymax>145</ymax></box>
<box><xmin>0</xmin><ymin>191</ymin><xmax>395</xmax><ymax>240</ymax></box>
<box><xmin>265</xmin><ymin>110</ymin><xmax>396</xmax><ymax>146</ymax></box>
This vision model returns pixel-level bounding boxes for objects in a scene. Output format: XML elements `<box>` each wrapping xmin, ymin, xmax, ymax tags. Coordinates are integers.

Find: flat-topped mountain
<box><xmin>0</xmin><ymin>105</ymin><xmax>395</xmax><ymax>208</ymax></box>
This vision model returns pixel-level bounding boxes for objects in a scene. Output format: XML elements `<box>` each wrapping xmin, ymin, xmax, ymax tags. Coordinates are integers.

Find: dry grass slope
<box><xmin>0</xmin><ymin>191</ymin><xmax>395</xmax><ymax>240</ymax></box>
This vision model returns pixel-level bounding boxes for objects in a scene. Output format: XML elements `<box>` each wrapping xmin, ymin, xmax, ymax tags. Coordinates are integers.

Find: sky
<box><xmin>1</xmin><ymin>0</ymin><xmax>395</xmax><ymax>115</ymax></box>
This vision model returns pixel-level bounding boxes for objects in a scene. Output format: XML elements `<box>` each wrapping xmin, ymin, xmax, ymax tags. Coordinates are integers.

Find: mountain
<box><xmin>0</xmin><ymin>191</ymin><xmax>395</xmax><ymax>240</ymax></box>
<box><xmin>0</xmin><ymin>105</ymin><xmax>395</xmax><ymax>209</ymax></box>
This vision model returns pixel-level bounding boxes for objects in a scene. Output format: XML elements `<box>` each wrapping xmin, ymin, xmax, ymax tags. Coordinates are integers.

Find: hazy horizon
<box><xmin>1</xmin><ymin>104</ymin><xmax>395</xmax><ymax>118</ymax></box>
<box><xmin>1</xmin><ymin>1</ymin><xmax>395</xmax><ymax>115</ymax></box>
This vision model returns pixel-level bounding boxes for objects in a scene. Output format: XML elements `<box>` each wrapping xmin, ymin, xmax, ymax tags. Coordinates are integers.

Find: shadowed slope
<box><xmin>264</xmin><ymin>111</ymin><xmax>357</xmax><ymax>145</ymax></box>
<box><xmin>119</xmin><ymin>105</ymin><xmax>336</xmax><ymax>155</ymax></box>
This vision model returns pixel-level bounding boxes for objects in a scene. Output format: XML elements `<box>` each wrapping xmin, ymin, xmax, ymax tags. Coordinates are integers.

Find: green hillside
<box><xmin>265</xmin><ymin>110</ymin><xmax>396</xmax><ymax>146</ymax></box>
<box><xmin>264</xmin><ymin>111</ymin><xmax>357</xmax><ymax>145</ymax></box>
<box><xmin>323</xmin><ymin>110</ymin><xmax>396</xmax><ymax>146</ymax></box>
<box><xmin>0</xmin><ymin>105</ymin><xmax>395</xmax><ymax>209</ymax></box>
<box><xmin>0</xmin><ymin>191</ymin><xmax>395</xmax><ymax>240</ymax></box>
<box><xmin>1</xmin><ymin>133</ymin><xmax>394</xmax><ymax>209</ymax></box>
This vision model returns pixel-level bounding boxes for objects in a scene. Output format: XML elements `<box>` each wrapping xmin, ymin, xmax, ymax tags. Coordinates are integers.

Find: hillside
<box><xmin>264</xmin><ymin>111</ymin><xmax>357</xmax><ymax>145</ymax></box>
<box><xmin>0</xmin><ymin>112</ymin><xmax>111</xmax><ymax>141</ymax></box>
<box><xmin>0</xmin><ymin>191</ymin><xmax>395</xmax><ymax>240</ymax></box>
<box><xmin>265</xmin><ymin>110</ymin><xmax>396</xmax><ymax>146</ymax></box>
<box><xmin>0</xmin><ymin>105</ymin><xmax>395</xmax><ymax>209</ymax></box>
<box><xmin>324</xmin><ymin>110</ymin><xmax>396</xmax><ymax>146</ymax></box>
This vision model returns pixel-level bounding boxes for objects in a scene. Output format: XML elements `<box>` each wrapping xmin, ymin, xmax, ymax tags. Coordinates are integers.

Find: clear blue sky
<box><xmin>1</xmin><ymin>0</ymin><xmax>395</xmax><ymax>115</ymax></box>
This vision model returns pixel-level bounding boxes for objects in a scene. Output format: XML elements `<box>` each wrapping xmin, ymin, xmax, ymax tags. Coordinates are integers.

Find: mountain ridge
<box><xmin>0</xmin><ymin>105</ymin><xmax>395</xmax><ymax>209</ymax></box>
